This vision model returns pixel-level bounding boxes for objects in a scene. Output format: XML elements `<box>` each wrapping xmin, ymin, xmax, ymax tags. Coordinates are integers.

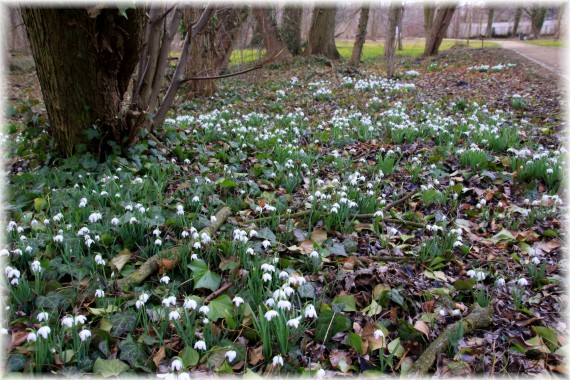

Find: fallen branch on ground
<box><xmin>117</xmin><ymin>206</ymin><xmax>231</xmax><ymax>290</ymax></box>
<box><xmin>408</xmin><ymin>303</ymin><xmax>494</xmax><ymax>376</ymax></box>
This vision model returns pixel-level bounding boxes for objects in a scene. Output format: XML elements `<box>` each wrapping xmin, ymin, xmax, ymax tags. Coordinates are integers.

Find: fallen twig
<box><xmin>118</xmin><ymin>206</ymin><xmax>231</xmax><ymax>290</ymax></box>
<box><xmin>382</xmin><ymin>189</ymin><xmax>419</xmax><ymax>212</ymax></box>
<box><xmin>204</xmin><ymin>282</ymin><xmax>233</xmax><ymax>303</ymax></box>
<box><xmin>408</xmin><ymin>303</ymin><xmax>494</xmax><ymax>376</ymax></box>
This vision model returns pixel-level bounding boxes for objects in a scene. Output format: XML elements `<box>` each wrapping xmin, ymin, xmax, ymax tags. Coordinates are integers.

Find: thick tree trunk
<box><xmin>280</xmin><ymin>6</ymin><xmax>303</xmax><ymax>55</ymax></box>
<box><xmin>486</xmin><ymin>8</ymin><xmax>494</xmax><ymax>37</ymax></box>
<box><xmin>349</xmin><ymin>6</ymin><xmax>370</xmax><ymax>66</ymax></box>
<box><xmin>554</xmin><ymin>4</ymin><xmax>565</xmax><ymax>40</ymax></box>
<box><xmin>184</xmin><ymin>6</ymin><xmax>248</xmax><ymax>98</ymax></box>
<box><xmin>21</xmin><ymin>8</ymin><xmax>145</xmax><ymax>156</ymax></box>
<box><xmin>424</xmin><ymin>4</ymin><xmax>435</xmax><ymax>38</ymax></box>
<box><xmin>528</xmin><ymin>6</ymin><xmax>547</xmax><ymax>39</ymax></box>
<box><xmin>513</xmin><ymin>6</ymin><xmax>522</xmax><ymax>36</ymax></box>
<box><xmin>304</xmin><ymin>7</ymin><xmax>340</xmax><ymax>59</ymax></box>
<box><xmin>423</xmin><ymin>5</ymin><xmax>457</xmax><ymax>56</ymax></box>
<box><xmin>253</xmin><ymin>7</ymin><xmax>292</xmax><ymax>63</ymax></box>
<box><xmin>385</xmin><ymin>3</ymin><xmax>403</xmax><ymax>78</ymax></box>
<box><xmin>397</xmin><ymin>7</ymin><xmax>404</xmax><ymax>50</ymax></box>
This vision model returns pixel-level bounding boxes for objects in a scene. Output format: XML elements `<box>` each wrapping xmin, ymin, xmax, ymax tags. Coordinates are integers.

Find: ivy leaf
<box><xmin>256</xmin><ymin>227</ymin><xmax>276</xmax><ymax>242</ymax></box>
<box><xmin>179</xmin><ymin>346</ymin><xmax>200</xmax><ymax>367</ymax></box>
<box><xmin>119</xmin><ymin>335</ymin><xmax>153</xmax><ymax>372</ymax></box>
<box><xmin>110</xmin><ymin>311</ymin><xmax>137</xmax><ymax>338</ymax></box>
<box><xmin>207</xmin><ymin>295</ymin><xmax>234</xmax><ymax>322</ymax></box>
<box><xmin>36</xmin><ymin>291</ymin><xmax>66</xmax><ymax>309</ymax></box>
<box><xmin>93</xmin><ymin>358</ymin><xmax>130</xmax><ymax>377</ymax></box>
<box><xmin>315</xmin><ymin>311</ymin><xmax>351</xmax><ymax>343</ymax></box>
<box><xmin>332</xmin><ymin>294</ymin><xmax>356</xmax><ymax>312</ymax></box>
<box><xmin>7</xmin><ymin>354</ymin><xmax>27</xmax><ymax>372</ymax></box>
<box><xmin>348</xmin><ymin>332</ymin><xmax>364</xmax><ymax>354</ymax></box>
<box><xmin>188</xmin><ymin>259</ymin><xmax>221</xmax><ymax>292</ymax></box>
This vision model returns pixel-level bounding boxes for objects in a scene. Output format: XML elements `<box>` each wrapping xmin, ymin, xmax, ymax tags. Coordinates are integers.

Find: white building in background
<box><xmin>458</xmin><ymin>19</ymin><xmax>558</xmax><ymax>38</ymax></box>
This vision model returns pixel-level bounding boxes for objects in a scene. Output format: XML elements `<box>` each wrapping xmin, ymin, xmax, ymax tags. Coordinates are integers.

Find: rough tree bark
<box><xmin>184</xmin><ymin>6</ymin><xmax>248</xmax><ymax>98</ymax></box>
<box><xmin>397</xmin><ymin>6</ymin><xmax>404</xmax><ymax>50</ymax></box>
<box><xmin>21</xmin><ymin>8</ymin><xmax>146</xmax><ymax>156</ymax></box>
<box><xmin>349</xmin><ymin>5</ymin><xmax>370</xmax><ymax>66</ymax></box>
<box><xmin>280</xmin><ymin>6</ymin><xmax>303</xmax><ymax>55</ymax></box>
<box><xmin>304</xmin><ymin>7</ymin><xmax>341</xmax><ymax>59</ymax></box>
<box><xmin>513</xmin><ymin>6</ymin><xmax>522</xmax><ymax>36</ymax></box>
<box><xmin>423</xmin><ymin>4</ymin><xmax>457</xmax><ymax>56</ymax></box>
<box><xmin>424</xmin><ymin>4</ymin><xmax>435</xmax><ymax>38</ymax></box>
<box><xmin>253</xmin><ymin>7</ymin><xmax>292</xmax><ymax>64</ymax></box>
<box><xmin>385</xmin><ymin>3</ymin><xmax>403</xmax><ymax>78</ymax></box>
<box><xmin>486</xmin><ymin>7</ymin><xmax>494</xmax><ymax>37</ymax></box>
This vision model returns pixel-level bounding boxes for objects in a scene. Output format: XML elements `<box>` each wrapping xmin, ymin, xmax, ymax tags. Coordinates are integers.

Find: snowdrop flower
<box><xmin>233</xmin><ymin>297</ymin><xmax>244</xmax><ymax>307</ymax></box>
<box><xmin>194</xmin><ymin>340</ymin><xmax>207</xmax><ymax>350</ymax></box>
<box><xmin>181</xmin><ymin>231</ymin><xmax>189</xmax><ymax>238</ymax></box>
<box><xmin>277</xmin><ymin>300</ymin><xmax>292</xmax><ymax>311</ymax></box>
<box><xmin>210</xmin><ymin>215</ymin><xmax>217</xmax><ymax>224</ymax></box>
<box><xmin>374</xmin><ymin>210</ymin><xmax>384</xmax><ymax>218</ymax></box>
<box><xmin>279</xmin><ymin>271</ymin><xmax>289</xmax><ymax>279</ymax></box>
<box><xmin>305</xmin><ymin>304</ymin><xmax>317</xmax><ymax>318</ymax></box>
<box><xmin>6</xmin><ymin>220</ymin><xmax>17</xmax><ymax>232</ymax></box>
<box><xmin>190</xmin><ymin>254</ymin><xmax>198</xmax><ymax>260</ymax></box>
<box><xmin>79</xmin><ymin>198</ymin><xmax>88</xmax><ymax>208</ymax></box>
<box><xmin>129</xmin><ymin>217</ymin><xmax>138</xmax><ymax>224</ymax></box>
<box><xmin>262</xmin><ymin>273</ymin><xmax>272</xmax><ymax>282</ymax></box>
<box><xmin>12</xmin><ymin>249</ymin><xmax>22</xmax><ymax>256</ymax></box>
<box><xmin>225</xmin><ymin>350</ymin><xmax>237</xmax><ymax>363</ymax></box>
<box><xmin>139</xmin><ymin>293</ymin><xmax>150</xmax><ymax>303</ymax></box>
<box><xmin>88</xmin><ymin>212</ymin><xmax>102</xmax><ymax>223</ymax></box>
<box><xmin>265</xmin><ymin>298</ymin><xmax>275</xmax><ymax>307</ymax></box>
<box><xmin>160</xmin><ymin>276</ymin><xmax>170</xmax><ymax>284</ymax></box>
<box><xmin>74</xmin><ymin>315</ymin><xmax>87</xmax><ymax>325</ymax></box>
<box><xmin>27</xmin><ymin>332</ymin><xmax>37</xmax><ymax>342</ymax></box>
<box><xmin>154</xmin><ymin>239</ymin><xmax>162</xmax><ymax>246</ymax></box>
<box><xmin>171</xmin><ymin>358</ymin><xmax>183</xmax><ymax>372</ymax></box>
<box><xmin>95</xmin><ymin>289</ymin><xmax>105</xmax><ymax>298</ymax></box>
<box><xmin>262</xmin><ymin>240</ymin><xmax>271</xmax><ymax>249</ymax></box>
<box><xmin>192</xmin><ymin>196</ymin><xmax>200</xmax><ymax>203</ymax></box>
<box><xmin>451</xmin><ymin>309</ymin><xmax>461</xmax><ymax>316</ymax></box>
<box><xmin>246</xmin><ymin>248</ymin><xmax>255</xmax><ymax>255</ymax></box>
<box><xmin>201</xmin><ymin>233</ymin><xmax>211</xmax><ymax>244</ymax></box>
<box><xmin>79</xmin><ymin>329</ymin><xmax>92</xmax><ymax>341</ymax></box>
<box><xmin>496</xmin><ymin>278</ymin><xmax>506</xmax><ymax>286</ymax></box>
<box><xmin>0</xmin><ymin>249</ymin><xmax>9</xmax><ymax>257</ymax></box>
<box><xmin>193</xmin><ymin>241</ymin><xmax>202</xmax><ymax>249</ymax></box>
<box><xmin>272</xmin><ymin>355</ymin><xmax>284</xmax><ymax>367</ymax></box>
<box><xmin>517</xmin><ymin>278</ymin><xmax>528</xmax><ymax>286</ymax></box>
<box><xmin>162</xmin><ymin>296</ymin><xmax>177</xmax><ymax>307</ymax></box>
<box><xmin>249</xmin><ymin>230</ymin><xmax>258</xmax><ymax>238</ymax></box>
<box><xmin>169</xmin><ymin>310</ymin><xmax>181</xmax><ymax>321</ymax></box>
<box><xmin>95</xmin><ymin>254</ymin><xmax>106</xmax><ymax>266</ymax></box>
<box><xmin>153</xmin><ymin>228</ymin><xmax>161</xmax><ymax>236</ymax></box>
<box><xmin>199</xmin><ymin>305</ymin><xmax>210</xmax><ymax>315</ymax></box>
<box><xmin>287</xmin><ymin>316</ymin><xmax>301</xmax><ymax>328</ymax></box>
<box><xmin>135</xmin><ymin>300</ymin><xmax>145</xmax><ymax>309</ymax></box>
<box><xmin>374</xmin><ymin>329</ymin><xmax>385</xmax><ymax>339</ymax></box>
<box><xmin>31</xmin><ymin>260</ymin><xmax>42</xmax><ymax>273</ymax></box>
<box><xmin>531</xmin><ymin>257</ymin><xmax>541</xmax><ymax>265</ymax></box>
<box><xmin>10</xmin><ymin>278</ymin><xmax>19</xmax><ymax>286</ymax></box>
<box><xmin>53</xmin><ymin>234</ymin><xmax>64</xmax><ymax>243</ymax></box>
<box><xmin>183</xmin><ymin>298</ymin><xmax>197</xmax><ymax>310</ymax></box>
<box><xmin>261</xmin><ymin>263</ymin><xmax>276</xmax><ymax>272</ymax></box>
<box><xmin>37</xmin><ymin>312</ymin><xmax>49</xmax><ymax>322</ymax></box>
<box><xmin>265</xmin><ymin>310</ymin><xmax>279</xmax><ymax>321</ymax></box>
<box><xmin>61</xmin><ymin>316</ymin><xmax>74</xmax><ymax>328</ymax></box>
<box><xmin>309</xmin><ymin>251</ymin><xmax>320</xmax><ymax>258</ymax></box>
<box><xmin>176</xmin><ymin>205</ymin><xmax>184</xmax><ymax>216</ymax></box>
<box><xmin>25</xmin><ymin>245</ymin><xmax>32</xmax><ymax>252</ymax></box>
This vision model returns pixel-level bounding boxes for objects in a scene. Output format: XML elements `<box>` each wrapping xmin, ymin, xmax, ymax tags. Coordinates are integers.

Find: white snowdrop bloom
<box><xmin>517</xmin><ymin>278</ymin><xmax>529</xmax><ymax>286</ymax></box>
<box><xmin>79</xmin><ymin>198</ymin><xmax>88</xmax><ymax>208</ymax></box>
<box><xmin>74</xmin><ymin>315</ymin><xmax>87</xmax><ymax>325</ymax></box>
<box><xmin>439</xmin><ymin>309</ymin><xmax>446</xmax><ymax>316</ymax></box>
<box><xmin>194</xmin><ymin>340</ymin><xmax>207</xmax><ymax>350</ymax></box>
<box><xmin>199</xmin><ymin>305</ymin><xmax>210</xmax><ymax>314</ymax></box>
<box><xmin>6</xmin><ymin>221</ymin><xmax>17</xmax><ymax>232</ymax></box>
<box><xmin>374</xmin><ymin>329</ymin><xmax>385</xmax><ymax>339</ymax></box>
<box><xmin>261</xmin><ymin>263</ymin><xmax>276</xmax><ymax>272</ymax></box>
<box><xmin>183</xmin><ymin>298</ymin><xmax>197</xmax><ymax>310</ymax></box>
<box><xmin>125</xmin><ymin>205</ymin><xmax>133</xmax><ymax>211</ymax></box>
<box><xmin>153</xmin><ymin>228</ymin><xmax>161</xmax><ymax>236</ymax></box>
<box><xmin>37</xmin><ymin>312</ymin><xmax>49</xmax><ymax>322</ymax></box>
<box><xmin>374</xmin><ymin>210</ymin><xmax>384</xmax><ymax>218</ymax></box>
<box><xmin>61</xmin><ymin>316</ymin><xmax>74</xmax><ymax>328</ymax></box>
<box><xmin>79</xmin><ymin>329</ymin><xmax>92</xmax><ymax>341</ymax></box>
<box><xmin>171</xmin><ymin>358</ymin><xmax>183</xmax><ymax>372</ymax></box>
<box><xmin>210</xmin><ymin>215</ymin><xmax>217</xmax><ymax>224</ymax></box>
<box><xmin>265</xmin><ymin>310</ymin><xmax>279</xmax><ymax>321</ymax></box>
<box><xmin>135</xmin><ymin>300</ymin><xmax>145</xmax><ymax>309</ymax></box>
<box><xmin>262</xmin><ymin>240</ymin><xmax>271</xmax><ymax>249</ymax></box>
<box><xmin>192</xmin><ymin>196</ymin><xmax>200</xmax><ymax>203</ymax></box>
<box><xmin>496</xmin><ymin>278</ymin><xmax>506</xmax><ymax>286</ymax></box>
<box><xmin>85</xmin><ymin>238</ymin><xmax>95</xmax><ymax>248</ymax></box>
<box><xmin>27</xmin><ymin>332</ymin><xmax>37</xmax><ymax>342</ymax></box>
<box><xmin>190</xmin><ymin>254</ymin><xmax>198</xmax><ymax>260</ymax></box>
<box><xmin>10</xmin><ymin>278</ymin><xmax>19</xmax><ymax>286</ymax></box>
<box><xmin>20</xmin><ymin>235</ymin><xmax>27</xmax><ymax>241</ymax></box>
<box><xmin>12</xmin><ymin>249</ymin><xmax>22</xmax><ymax>256</ymax></box>
<box><xmin>277</xmin><ymin>300</ymin><xmax>292</xmax><ymax>311</ymax></box>
<box><xmin>88</xmin><ymin>212</ymin><xmax>102</xmax><ymax>223</ymax></box>
<box><xmin>279</xmin><ymin>271</ymin><xmax>289</xmax><ymax>279</ymax></box>
<box><xmin>94</xmin><ymin>254</ymin><xmax>106</xmax><ymax>266</ymax></box>
<box><xmin>77</xmin><ymin>227</ymin><xmax>90</xmax><ymax>236</ymax></box>
<box><xmin>43</xmin><ymin>219</ymin><xmax>50</xmax><ymax>225</ymax></box>
<box><xmin>466</xmin><ymin>270</ymin><xmax>476</xmax><ymax>278</ymax></box>
<box><xmin>451</xmin><ymin>309</ymin><xmax>461</xmax><ymax>316</ymax></box>
<box><xmin>309</xmin><ymin>251</ymin><xmax>320</xmax><ymax>258</ymax></box>
<box><xmin>163</xmin><ymin>296</ymin><xmax>177</xmax><ymax>307</ymax></box>
<box><xmin>176</xmin><ymin>205</ymin><xmax>184</xmax><ymax>216</ymax></box>
<box><xmin>246</xmin><ymin>248</ymin><xmax>255</xmax><ymax>255</ymax></box>
<box><xmin>53</xmin><ymin>234</ymin><xmax>64</xmax><ymax>243</ymax></box>
<box><xmin>160</xmin><ymin>276</ymin><xmax>171</xmax><ymax>284</ymax></box>
<box><xmin>139</xmin><ymin>293</ymin><xmax>150</xmax><ymax>303</ymax></box>
<box><xmin>193</xmin><ymin>241</ymin><xmax>202</xmax><ymax>250</ymax></box>
<box><xmin>201</xmin><ymin>233</ymin><xmax>211</xmax><ymax>244</ymax></box>
<box><xmin>169</xmin><ymin>310</ymin><xmax>181</xmax><ymax>321</ymax></box>
<box><xmin>232</xmin><ymin>296</ymin><xmax>244</xmax><ymax>307</ymax></box>
<box><xmin>18</xmin><ymin>227</ymin><xmax>25</xmax><ymax>234</ymax></box>
<box><xmin>287</xmin><ymin>316</ymin><xmax>301</xmax><ymax>328</ymax></box>
<box><xmin>272</xmin><ymin>355</ymin><xmax>284</xmax><ymax>367</ymax></box>
<box><xmin>181</xmin><ymin>231</ymin><xmax>189</xmax><ymax>238</ymax></box>
<box><xmin>31</xmin><ymin>260</ymin><xmax>42</xmax><ymax>273</ymax></box>
<box><xmin>531</xmin><ymin>257</ymin><xmax>541</xmax><ymax>265</ymax></box>
<box><xmin>0</xmin><ymin>249</ymin><xmax>9</xmax><ymax>257</ymax></box>
<box><xmin>225</xmin><ymin>350</ymin><xmax>237</xmax><ymax>363</ymax></box>
<box><xmin>305</xmin><ymin>304</ymin><xmax>317</xmax><ymax>318</ymax></box>
<box><xmin>249</xmin><ymin>230</ymin><xmax>258</xmax><ymax>238</ymax></box>
<box><xmin>262</xmin><ymin>273</ymin><xmax>272</xmax><ymax>282</ymax></box>
<box><xmin>453</xmin><ymin>240</ymin><xmax>463</xmax><ymax>247</ymax></box>
<box><xmin>155</xmin><ymin>239</ymin><xmax>162</xmax><ymax>246</ymax></box>
<box><xmin>265</xmin><ymin>298</ymin><xmax>275</xmax><ymax>307</ymax></box>
<box><xmin>95</xmin><ymin>289</ymin><xmax>105</xmax><ymax>298</ymax></box>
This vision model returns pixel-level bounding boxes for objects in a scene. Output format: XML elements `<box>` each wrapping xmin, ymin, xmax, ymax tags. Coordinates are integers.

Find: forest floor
<box><xmin>2</xmin><ymin>45</ymin><xmax>567</xmax><ymax>377</ymax></box>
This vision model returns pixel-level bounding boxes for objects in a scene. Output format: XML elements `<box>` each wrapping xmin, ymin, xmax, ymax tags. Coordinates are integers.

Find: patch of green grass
<box><xmin>523</xmin><ymin>39</ymin><xmax>566</xmax><ymax>48</ymax></box>
<box><xmin>229</xmin><ymin>48</ymin><xmax>265</xmax><ymax>65</ymax></box>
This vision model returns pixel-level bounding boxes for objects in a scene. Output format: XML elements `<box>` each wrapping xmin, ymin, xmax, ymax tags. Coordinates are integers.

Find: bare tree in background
<box><xmin>423</xmin><ymin>4</ymin><xmax>457</xmax><ymax>56</ymax></box>
<box><xmin>397</xmin><ymin>6</ymin><xmax>404</xmax><ymax>50</ymax></box>
<box><xmin>385</xmin><ymin>2</ymin><xmax>403</xmax><ymax>77</ymax></box>
<box><xmin>513</xmin><ymin>5</ymin><xmax>523</xmax><ymax>36</ymax></box>
<box><xmin>280</xmin><ymin>6</ymin><xmax>303</xmax><ymax>55</ymax></box>
<box><xmin>554</xmin><ymin>3</ymin><xmax>565</xmax><ymax>40</ymax></box>
<box><xmin>184</xmin><ymin>6</ymin><xmax>248</xmax><ymax>98</ymax></box>
<box><xmin>526</xmin><ymin>5</ymin><xmax>547</xmax><ymax>39</ymax></box>
<box><xmin>486</xmin><ymin>7</ymin><xmax>494</xmax><ymax>37</ymax></box>
<box><xmin>254</xmin><ymin>7</ymin><xmax>292</xmax><ymax>63</ymax></box>
<box><xmin>304</xmin><ymin>6</ymin><xmax>340</xmax><ymax>59</ymax></box>
<box><xmin>349</xmin><ymin>5</ymin><xmax>370</xmax><ymax>66</ymax></box>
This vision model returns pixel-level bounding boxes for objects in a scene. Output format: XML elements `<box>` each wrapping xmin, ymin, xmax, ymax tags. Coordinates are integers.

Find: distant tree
<box><xmin>280</xmin><ymin>6</ymin><xmax>303</xmax><ymax>55</ymax></box>
<box><xmin>183</xmin><ymin>6</ymin><xmax>248</xmax><ymax>98</ymax></box>
<box><xmin>304</xmin><ymin>7</ymin><xmax>340</xmax><ymax>59</ymax></box>
<box><xmin>397</xmin><ymin>6</ymin><xmax>404</xmax><ymax>50</ymax></box>
<box><xmin>385</xmin><ymin>2</ymin><xmax>403</xmax><ymax>77</ymax></box>
<box><xmin>513</xmin><ymin>6</ymin><xmax>523</xmax><ymax>36</ymax></box>
<box><xmin>486</xmin><ymin>7</ymin><xmax>495</xmax><ymax>37</ymax></box>
<box><xmin>526</xmin><ymin>5</ymin><xmax>547</xmax><ymax>39</ymax></box>
<box><xmin>253</xmin><ymin>7</ymin><xmax>292</xmax><ymax>63</ymax></box>
<box><xmin>423</xmin><ymin>4</ymin><xmax>457</xmax><ymax>56</ymax></box>
<box><xmin>349</xmin><ymin>5</ymin><xmax>370</xmax><ymax>66</ymax></box>
<box><xmin>554</xmin><ymin>3</ymin><xmax>565</xmax><ymax>40</ymax></box>
<box><xmin>21</xmin><ymin>6</ymin><xmax>213</xmax><ymax>156</ymax></box>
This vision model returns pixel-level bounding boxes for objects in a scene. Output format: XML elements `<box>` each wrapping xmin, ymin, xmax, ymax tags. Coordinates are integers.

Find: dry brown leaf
<box><xmin>248</xmin><ymin>345</ymin><xmax>264</xmax><ymax>365</ymax></box>
<box><xmin>329</xmin><ymin>349</ymin><xmax>351</xmax><ymax>368</ymax></box>
<box><xmin>159</xmin><ymin>258</ymin><xmax>177</xmax><ymax>274</ymax></box>
<box><xmin>152</xmin><ymin>346</ymin><xmax>166</xmax><ymax>368</ymax></box>
<box><xmin>414</xmin><ymin>320</ymin><xmax>430</xmax><ymax>338</ymax></box>
<box><xmin>343</xmin><ymin>256</ymin><xmax>358</xmax><ymax>270</ymax></box>
<box><xmin>9</xmin><ymin>331</ymin><xmax>29</xmax><ymax>352</ymax></box>
<box><xmin>310</xmin><ymin>229</ymin><xmax>327</xmax><ymax>245</ymax></box>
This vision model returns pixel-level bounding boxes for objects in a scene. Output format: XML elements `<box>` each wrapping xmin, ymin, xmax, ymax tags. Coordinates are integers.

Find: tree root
<box><xmin>408</xmin><ymin>303</ymin><xmax>494</xmax><ymax>376</ymax></box>
<box><xmin>117</xmin><ymin>206</ymin><xmax>231</xmax><ymax>290</ymax></box>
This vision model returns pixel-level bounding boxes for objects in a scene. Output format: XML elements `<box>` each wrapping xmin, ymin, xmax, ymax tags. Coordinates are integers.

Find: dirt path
<box><xmin>492</xmin><ymin>40</ymin><xmax>568</xmax><ymax>80</ymax></box>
